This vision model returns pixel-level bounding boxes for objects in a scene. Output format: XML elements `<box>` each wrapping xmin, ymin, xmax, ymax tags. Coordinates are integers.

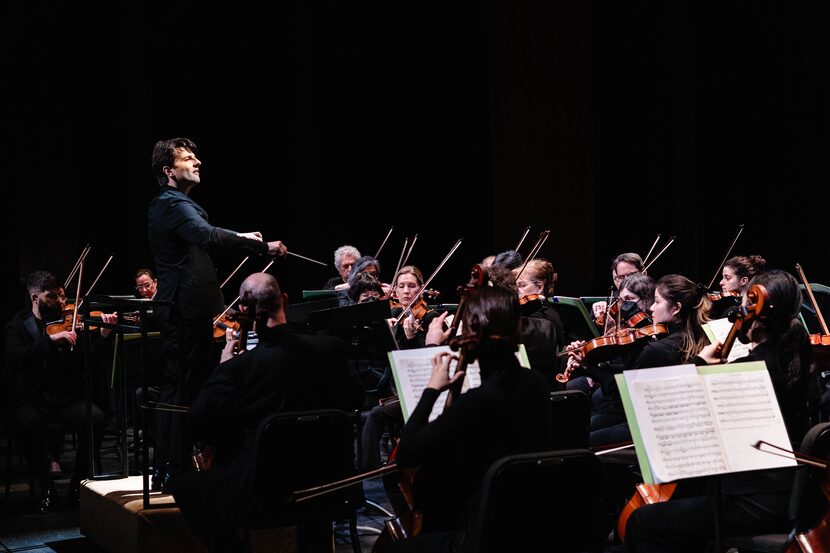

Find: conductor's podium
<box><xmin>80</xmin><ymin>477</ymin><xmax>297</xmax><ymax>553</ymax></box>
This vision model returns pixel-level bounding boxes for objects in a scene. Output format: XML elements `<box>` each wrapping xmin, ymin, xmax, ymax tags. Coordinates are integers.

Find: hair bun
<box><xmin>695</xmin><ymin>283</ymin><xmax>708</xmax><ymax>298</ymax></box>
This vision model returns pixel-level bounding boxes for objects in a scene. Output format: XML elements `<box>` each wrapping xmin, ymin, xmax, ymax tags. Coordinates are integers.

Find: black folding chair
<box><xmin>242</xmin><ymin>409</ymin><xmax>364</xmax><ymax>553</ymax></box>
<box><xmin>549</xmin><ymin>390</ymin><xmax>591</xmax><ymax>451</ymax></box>
<box><xmin>470</xmin><ymin>449</ymin><xmax>609</xmax><ymax>553</ymax></box>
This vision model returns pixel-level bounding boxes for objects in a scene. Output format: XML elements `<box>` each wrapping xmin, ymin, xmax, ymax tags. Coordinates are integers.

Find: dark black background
<box><xmin>2</xmin><ymin>1</ymin><xmax>828</xmax><ymax>323</ymax></box>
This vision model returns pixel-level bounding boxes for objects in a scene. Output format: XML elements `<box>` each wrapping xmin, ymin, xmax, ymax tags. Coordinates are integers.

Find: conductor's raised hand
<box><xmin>238</xmin><ymin>231</ymin><xmax>263</xmax><ymax>241</ymax></box>
<box><xmin>267</xmin><ymin>240</ymin><xmax>288</xmax><ymax>257</ymax></box>
<box><xmin>427</xmin><ymin>350</ymin><xmax>464</xmax><ymax>391</ymax></box>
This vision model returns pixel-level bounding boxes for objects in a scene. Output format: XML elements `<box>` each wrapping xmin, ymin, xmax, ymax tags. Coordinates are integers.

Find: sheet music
<box><xmin>704</xmin><ymin>369</ymin><xmax>794</xmax><ymax>472</ymax></box>
<box><xmin>704</xmin><ymin>318</ymin><xmax>753</xmax><ymax>362</ymax></box>
<box><xmin>389</xmin><ymin>344</ymin><xmax>529</xmax><ymax>422</ymax></box>
<box><xmin>621</xmin><ymin>362</ymin><xmax>796</xmax><ymax>484</ymax></box>
<box><xmin>628</xmin><ymin>367</ymin><xmax>728</xmax><ymax>482</ymax></box>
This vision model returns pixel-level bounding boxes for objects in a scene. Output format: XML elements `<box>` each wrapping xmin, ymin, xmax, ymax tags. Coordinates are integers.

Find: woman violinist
<box><xmin>389</xmin><ymin>265</ymin><xmax>441</xmax><ymax>349</ymax></box>
<box><xmin>510</xmin><ymin>258</ymin><xmax>566</xmax><ymax>388</ymax></box>
<box><xmin>564</xmin><ymin>273</ymin><xmax>656</xmax><ymax>405</ymax></box>
<box><xmin>568</xmin><ymin>274</ymin><xmax>710</xmax><ymax>447</ymax></box>
<box><xmin>625</xmin><ymin>269</ymin><xmax>817</xmax><ymax>553</ymax></box>
<box><xmin>709</xmin><ymin>254</ymin><xmax>767</xmax><ymax>319</ymax></box>
<box><xmin>513</xmin><ymin>258</ymin><xmax>565</xmax><ymax>346</ymax></box>
<box><xmin>374</xmin><ymin>285</ymin><xmax>551</xmax><ymax>553</ymax></box>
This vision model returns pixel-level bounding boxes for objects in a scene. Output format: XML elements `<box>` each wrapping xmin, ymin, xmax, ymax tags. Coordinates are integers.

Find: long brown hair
<box><xmin>655</xmin><ymin>274</ymin><xmax>710</xmax><ymax>362</ymax></box>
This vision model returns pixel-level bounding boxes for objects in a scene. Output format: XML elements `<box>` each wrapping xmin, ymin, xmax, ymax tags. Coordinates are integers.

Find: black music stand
<box><xmin>83</xmin><ymin>295</ymin><xmax>171</xmax><ymax>509</ymax></box>
<box><xmin>309</xmin><ymin>301</ymin><xmax>398</xmax><ymax>400</ymax></box>
<box><xmin>285</xmin><ymin>297</ymin><xmax>340</xmax><ymax>324</ymax></box>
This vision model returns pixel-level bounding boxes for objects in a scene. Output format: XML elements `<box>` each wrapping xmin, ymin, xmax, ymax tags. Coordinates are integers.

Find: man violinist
<box><xmin>4</xmin><ymin>270</ymin><xmax>107</xmax><ymax>513</ymax></box>
<box><xmin>147</xmin><ymin>137</ymin><xmax>288</xmax><ymax>490</ymax></box>
<box><xmin>172</xmin><ymin>271</ymin><xmax>365</xmax><ymax>552</ymax></box>
<box><xmin>591</xmin><ymin>252</ymin><xmax>644</xmax><ymax>329</ymax></box>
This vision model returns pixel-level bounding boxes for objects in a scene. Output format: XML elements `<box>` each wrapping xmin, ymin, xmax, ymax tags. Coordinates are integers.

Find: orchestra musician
<box><xmin>514</xmin><ymin>258</ymin><xmax>565</xmax><ymax>347</ymax></box>
<box><xmin>568</xmin><ymin>274</ymin><xmax>710</xmax><ymax>447</ymax></box>
<box><xmin>709</xmin><ymin>254</ymin><xmax>767</xmax><ymax>319</ymax></box>
<box><xmin>624</xmin><ymin>269</ymin><xmax>816</xmax><ymax>552</ymax></box>
<box><xmin>360</xmin><ymin>265</ymin><xmax>441</xmax><ymax>473</ymax></box>
<box><xmin>375</xmin><ymin>285</ymin><xmax>550</xmax><ymax>552</ymax></box>
<box><xmin>491</xmin><ymin>249</ymin><xmax>523</xmax><ymax>270</ymax></box>
<box><xmin>134</xmin><ymin>267</ymin><xmax>158</xmax><ymax>299</ymax></box>
<box><xmin>348</xmin><ymin>271</ymin><xmax>387</xmax><ymax>304</ymax></box>
<box><xmin>4</xmin><ymin>270</ymin><xmax>108</xmax><ymax>512</ymax></box>
<box><xmin>147</xmin><ymin>137</ymin><xmax>288</xmax><ymax>491</ymax></box>
<box><xmin>323</xmin><ymin>244</ymin><xmax>361</xmax><ymax>290</ymax></box>
<box><xmin>566</xmin><ymin>272</ymin><xmax>656</xmax><ymax>402</ymax></box>
<box><xmin>389</xmin><ymin>265</ymin><xmax>441</xmax><ymax>349</ymax></box>
<box><xmin>591</xmin><ymin>252</ymin><xmax>645</xmax><ymax>328</ymax></box>
<box><xmin>172</xmin><ymin>271</ymin><xmax>365</xmax><ymax>553</ymax></box>
<box><xmin>337</xmin><ymin>255</ymin><xmax>384</xmax><ymax>306</ymax></box>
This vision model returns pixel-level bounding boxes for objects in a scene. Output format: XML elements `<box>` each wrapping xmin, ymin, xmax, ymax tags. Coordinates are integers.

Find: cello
<box><xmin>615</xmin><ymin>283</ymin><xmax>770</xmax><ymax>542</ymax></box>
<box><xmin>372</xmin><ymin>263</ymin><xmax>486</xmax><ymax>546</ymax></box>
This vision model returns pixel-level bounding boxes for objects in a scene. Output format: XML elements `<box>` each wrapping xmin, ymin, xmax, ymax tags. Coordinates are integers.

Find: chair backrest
<box><xmin>248</xmin><ymin>409</ymin><xmax>362</xmax><ymax>527</ymax></box>
<box><xmin>790</xmin><ymin>421</ymin><xmax>830</xmax><ymax>530</ymax></box>
<box><xmin>549</xmin><ymin>390</ymin><xmax>590</xmax><ymax>450</ymax></box>
<box><xmin>798</xmin><ymin>283</ymin><xmax>830</xmax><ymax>335</ymax></box>
<box><xmin>471</xmin><ymin>449</ymin><xmax>609</xmax><ymax>553</ymax></box>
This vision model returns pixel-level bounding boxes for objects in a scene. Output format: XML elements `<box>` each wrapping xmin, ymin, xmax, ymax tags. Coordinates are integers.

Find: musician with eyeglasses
<box><xmin>134</xmin><ymin>268</ymin><xmax>158</xmax><ymax>299</ymax></box>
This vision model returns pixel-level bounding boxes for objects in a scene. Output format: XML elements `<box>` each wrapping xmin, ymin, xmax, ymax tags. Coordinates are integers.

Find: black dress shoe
<box><xmin>37</xmin><ymin>485</ymin><xmax>58</xmax><ymax>514</ymax></box>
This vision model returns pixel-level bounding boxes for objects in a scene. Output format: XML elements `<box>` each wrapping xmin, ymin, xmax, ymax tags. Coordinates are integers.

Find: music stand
<box><xmin>83</xmin><ymin>295</ymin><xmax>172</xmax><ymax>509</ymax></box>
<box><xmin>309</xmin><ymin>301</ymin><xmax>398</xmax><ymax>397</ymax></box>
<box><xmin>549</xmin><ymin>296</ymin><xmax>600</xmax><ymax>342</ymax></box>
<box><xmin>285</xmin><ymin>297</ymin><xmax>340</xmax><ymax>324</ymax></box>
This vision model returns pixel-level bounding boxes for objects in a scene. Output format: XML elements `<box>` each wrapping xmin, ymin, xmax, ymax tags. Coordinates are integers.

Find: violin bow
<box><xmin>705</xmin><ymin>224</ymin><xmax>745</xmax><ymax>290</ymax></box>
<box><xmin>514</xmin><ymin>230</ymin><xmax>551</xmax><ymax>281</ymax></box>
<box><xmin>77</xmin><ymin>254</ymin><xmax>114</xmax><ymax>310</ymax></box>
<box><xmin>220</xmin><ymin>256</ymin><xmax>250</xmax><ymax>289</ymax></box>
<box><xmin>795</xmin><ymin>263</ymin><xmax>830</xmax><ymax>335</ymax></box>
<box><xmin>642</xmin><ymin>234</ymin><xmax>662</xmax><ymax>268</ymax></box>
<box><xmin>64</xmin><ymin>244</ymin><xmax>92</xmax><ymax>290</ymax></box>
<box><xmin>515</xmin><ymin>226</ymin><xmax>531</xmax><ymax>253</ymax></box>
<box><xmin>642</xmin><ymin>235</ymin><xmax>676</xmax><ymax>274</ymax></box>
<box><xmin>213</xmin><ymin>259</ymin><xmax>277</xmax><ymax>326</ymax></box>
<box><xmin>400</xmin><ymin>234</ymin><xmax>419</xmax><ymax>270</ymax></box>
<box><xmin>374</xmin><ymin>226</ymin><xmax>395</xmax><ymax>260</ymax></box>
<box><xmin>394</xmin><ymin>238</ymin><xmax>463</xmax><ymax>325</ymax></box>
<box><xmin>392</xmin><ymin>237</ymin><xmax>409</xmax><ymax>286</ymax></box>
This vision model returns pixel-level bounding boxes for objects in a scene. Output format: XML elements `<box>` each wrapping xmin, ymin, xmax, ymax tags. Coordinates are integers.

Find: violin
<box><xmin>707</xmin><ymin>290</ymin><xmax>741</xmax><ymax>303</ymax></box>
<box><xmin>558</xmin><ymin>323</ymin><xmax>669</xmax><ymax>377</ymax></box>
<box><xmin>605</xmin><ymin>300</ymin><xmax>654</xmax><ymax>330</ymax></box>
<box><xmin>44</xmin><ymin>305</ymin><xmax>106</xmax><ymax>335</ymax></box>
<box><xmin>519</xmin><ymin>293</ymin><xmax>542</xmax><ymax>306</ymax></box>
<box><xmin>212</xmin><ymin>311</ymin><xmax>241</xmax><ymax>342</ymax></box>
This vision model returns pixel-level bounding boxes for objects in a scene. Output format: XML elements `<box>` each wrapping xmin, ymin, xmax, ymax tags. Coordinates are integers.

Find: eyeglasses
<box><xmin>613</xmin><ymin>273</ymin><xmax>637</xmax><ymax>284</ymax></box>
<box><xmin>135</xmin><ymin>283</ymin><xmax>154</xmax><ymax>291</ymax></box>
